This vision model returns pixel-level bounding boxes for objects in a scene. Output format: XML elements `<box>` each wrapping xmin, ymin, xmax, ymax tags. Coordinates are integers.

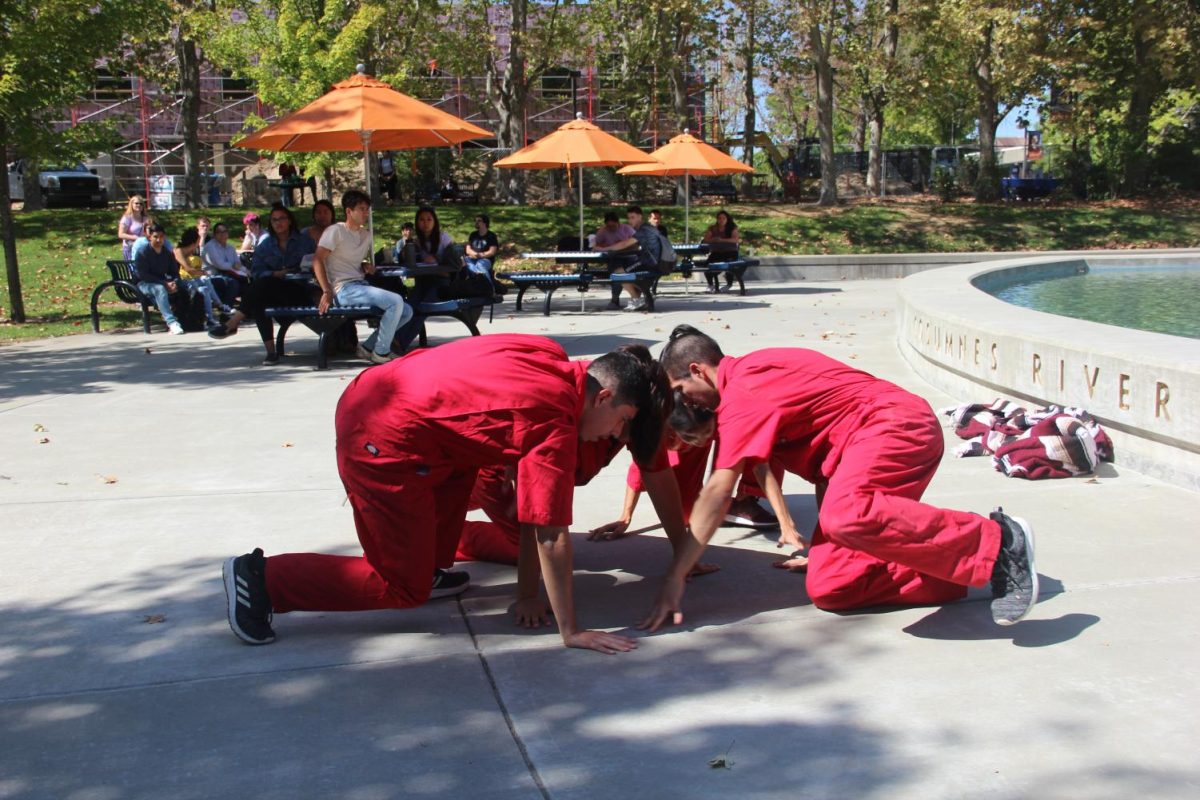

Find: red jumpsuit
<box><xmin>625</xmin><ymin>440</ymin><xmax>777</xmax><ymax>522</ymax></box>
<box><xmin>455</xmin><ymin>425</ymin><xmax>671</xmax><ymax>565</ymax></box>
<box><xmin>265</xmin><ymin>334</ymin><xmax>587</xmax><ymax>612</ymax></box>
<box><xmin>711</xmin><ymin>349</ymin><xmax>1002</xmax><ymax>610</ymax></box>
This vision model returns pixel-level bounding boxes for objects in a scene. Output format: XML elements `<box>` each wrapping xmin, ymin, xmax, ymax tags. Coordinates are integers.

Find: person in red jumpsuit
<box><xmin>640</xmin><ymin>325</ymin><xmax>1039</xmax><ymax>631</ymax></box>
<box><xmin>223</xmin><ymin>334</ymin><xmax>671</xmax><ymax>654</ymax></box>
<box><xmin>457</xmin><ymin>399</ymin><xmax>776</xmax><ymax>565</ymax></box>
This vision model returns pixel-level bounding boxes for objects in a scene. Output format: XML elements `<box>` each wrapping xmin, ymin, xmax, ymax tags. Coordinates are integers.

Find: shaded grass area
<box><xmin>2</xmin><ymin>197</ymin><xmax>1197</xmax><ymax>342</ymax></box>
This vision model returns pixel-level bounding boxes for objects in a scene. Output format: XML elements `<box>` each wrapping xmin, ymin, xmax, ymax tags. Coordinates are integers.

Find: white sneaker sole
<box><xmin>996</xmin><ymin>515</ymin><xmax>1039</xmax><ymax>626</ymax></box>
<box><xmin>429</xmin><ymin>580</ymin><xmax>470</xmax><ymax>600</ymax></box>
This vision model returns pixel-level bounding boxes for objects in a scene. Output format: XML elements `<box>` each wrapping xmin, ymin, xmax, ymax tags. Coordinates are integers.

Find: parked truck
<box><xmin>7</xmin><ymin>161</ymin><xmax>110</xmax><ymax>208</ymax></box>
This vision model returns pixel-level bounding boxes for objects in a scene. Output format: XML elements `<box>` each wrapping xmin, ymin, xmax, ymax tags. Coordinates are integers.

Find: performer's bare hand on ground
<box><xmin>513</xmin><ymin>597</ymin><xmax>553</xmax><ymax>628</ymax></box>
<box><xmin>639</xmin><ymin>575</ymin><xmax>686</xmax><ymax>632</ymax></box>
<box><xmin>772</xmin><ymin>553</ymin><xmax>809</xmax><ymax>572</ymax></box>
<box><xmin>587</xmin><ymin>518</ymin><xmax>631</xmax><ymax>541</ymax></box>
<box><xmin>563</xmin><ymin>630</ymin><xmax>638</xmax><ymax>654</ymax></box>
<box><xmin>776</xmin><ymin>523</ymin><xmax>806</xmax><ymax>552</ymax></box>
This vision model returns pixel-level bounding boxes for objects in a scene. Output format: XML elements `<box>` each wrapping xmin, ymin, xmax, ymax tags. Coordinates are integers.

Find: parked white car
<box><xmin>7</xmin><ymin>161</ymin><xmax>110</xmax><ymax>208</ymax></box>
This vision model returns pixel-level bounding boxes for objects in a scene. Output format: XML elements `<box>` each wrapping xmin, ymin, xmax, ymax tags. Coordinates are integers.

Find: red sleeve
<box><xmin>515</xmin><ymin>420</ymin><xmax>577</xmax><ymax>526</ymax></box>
<box><xmin>626</xmin><ymin>461</ymin><xmax>645</xmax><ymax>493</ymax></box>
<box><xmin>713</xmin><ymin>402</ymin><xmax>780</xmax><ymax>471</ymax></box>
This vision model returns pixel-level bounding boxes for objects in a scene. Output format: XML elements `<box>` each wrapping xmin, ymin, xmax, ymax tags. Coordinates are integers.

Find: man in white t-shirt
<box><xmin>313</xmin><ymin>190</ymin><xmax>413</xmax><ymax>364</ymax></box>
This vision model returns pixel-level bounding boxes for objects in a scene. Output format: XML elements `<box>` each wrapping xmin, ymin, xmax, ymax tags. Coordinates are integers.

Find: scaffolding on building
<box><xmin>54</xmin><ymin>55</ymin><xmax>714</xmax><ymax>207</ymax></box>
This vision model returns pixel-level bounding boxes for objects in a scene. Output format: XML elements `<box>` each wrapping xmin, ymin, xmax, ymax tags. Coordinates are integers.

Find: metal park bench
<box><xmin>91</xmin><ymin>259</ymin><xmax>156</xmax><ymax>333</ymax></box>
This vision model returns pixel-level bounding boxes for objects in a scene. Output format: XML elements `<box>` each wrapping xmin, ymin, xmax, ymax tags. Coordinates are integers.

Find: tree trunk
<box><xmin>973</xmin><ymin>21</ymin><xmax>1001</xmax><ymax>202</ymax></box>
<box><xmin>322</xmin><ymin>167</ymin><xmax>334</xmax><ymax>202</ymax></box>
<box><xmin>0</xmin><ymin>120</ymin><xmax>27</xmax><ymax>322</ymax></box>
<box><xmin>668</xmin><ymin>57</ymin><xmax>690</xmax><ymax>205</ymax></box>
<box><xmin>487</xmin><ymin>0</ymin><xmax>529</xmax><ymax>205</ymax></box>
<box><xmin>1119</xmin><ymin>8</ymin><xmax>1158</xmax><ymax>196</ymax></box>
<box><xmin>812</xmin><ymin>20</ymin><xmax>837</xmax><ymax>206</ymax></box>
<box><xmin>849</xmin><ymin>97</ymin><xmax>867</xmax><ymax>154</ymax></box>
<box><xmin>866</xmin><ymin>0</ymin><xmax>898</xmax><ymax>197</ymax></box>
<box><xmin>866</xmin><ymin>109</ymin><xmax>884</xmax><ymax>195</ymax></box>
<box><xmin>176</xmin><ymin>34</ymin><xmax>204</xmax><ymax>209</ymax></box>
<box><xmin>21</xmin><ymin>157</ymin><xmax>43</xmax><ymax>211</ymax></box>
<box><xmin>741</xmin><ymin>0</ymin><xmax>756</xmax><ymax>196</ymax></box>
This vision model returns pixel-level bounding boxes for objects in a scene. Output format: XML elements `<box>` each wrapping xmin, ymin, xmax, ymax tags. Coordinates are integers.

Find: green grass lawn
<box><xmin>2</xmin><ymin>197</ymin><xmax>1198</xmax><ymax>342</ymax></box>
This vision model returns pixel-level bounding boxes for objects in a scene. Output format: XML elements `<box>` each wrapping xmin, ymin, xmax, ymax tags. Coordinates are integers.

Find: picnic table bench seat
<box><xmin>700</xmin><ymin>257</ymin><xmax>760</xmax><ymax>296</ymax></box>
<box><xmin>265</xmin><ymin>294</ymin><xmax>497</xmax><ymax>369</ymax></box>
<box><xmin>91</xmin><ymin>259</ymin><xmax>156</xmax><ymax>333</ymax></box>
<box><xmin>497</xmin><ymin>270</ymin><xmax>659</xmax><ymax>315</ymax></box>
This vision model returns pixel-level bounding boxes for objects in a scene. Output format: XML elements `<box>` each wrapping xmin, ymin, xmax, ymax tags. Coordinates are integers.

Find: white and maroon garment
<box><xmin>941</xmin><ymin>399</ymin><xmax>1114</xmax><ymax>480</ymax></box>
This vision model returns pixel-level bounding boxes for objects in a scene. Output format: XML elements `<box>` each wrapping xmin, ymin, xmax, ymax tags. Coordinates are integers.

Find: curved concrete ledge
<box><xmin>897</xmin><ymin>253</ymin><xmax>1200</xmax><ymax>491</ymax></box>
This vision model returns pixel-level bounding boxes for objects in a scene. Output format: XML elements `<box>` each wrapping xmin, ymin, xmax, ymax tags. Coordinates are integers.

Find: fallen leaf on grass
<box><xmin>96</xmin><ymin>474</ymin><xmax>119</xmax><ymax>484</ymax></box>
<box><xmin>143</xmin><ymin>615</ymin><xmax>166</xmax><ymax>624</ymax></box>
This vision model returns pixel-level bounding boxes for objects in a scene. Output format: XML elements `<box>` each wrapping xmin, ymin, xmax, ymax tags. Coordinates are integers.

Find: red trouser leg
<box><xmin>455</xmin><ymin>466</ymin><xmax>521</xmax><ymax>565</ymax></box>
<box><xmin>266</xmin><ymin>438</ymin><xmax>477</xmax><ymax>613</ymax></box>
<box><xmin>805</xmin><ymin>404</ymin><xmax>1002</xmax><ymax>611</ymax></box>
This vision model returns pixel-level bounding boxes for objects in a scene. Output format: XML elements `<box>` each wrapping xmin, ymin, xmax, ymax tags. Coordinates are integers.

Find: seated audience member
<box><xmin>391</xmin><ymin>221</ymin><xmax>416</xmax><ymax>264</ymax></box>
<box><xmin>392</xmin><ymin>206</ymin><xmax>458</xmax><ymax>352</ymax></box>
<box><xmin>312</xmin><ymin>189</ymin><xmax>412</xmax><ymax>365</ymax></box>
<box><xmin>118</xmin><ymin>195</ymin><xmax>152</xmax><ymax>260</ymax></box>
<box><xmin>195</xmin><ymin>215</ymin><xmax>212</xmax><ymax>254</ymax></box>
<box><xmin>133</xmin><ymin>223</ymin><xmax>186</xmax><ymax>335</ymax></box>
<box><xmin>620</xmin><ymin>206</ymin><xmax>663</xmax><ymax>312</ymax></box>
<box><xmin>302</xmin><ymin>199</ymin><xmax>335</xmax><ymax>248</ymax></box>
<box><xmin>174</xmin><ymin>227</ymin><xmax>231</xmax><ymax>326</ymax></box>
<box><xmin>202</xmin><ymin>220</ymin><xmax>249</xmax><ymax>304</ymax></box>
<box><xmin>238</xmin><ymin>213</ymin><xmax>266</xmax><ymax>254</ymax></box>
<box><xmin>464</xmin><ymin>214</ymin><xmax>499</xmax><ymax>277</ymax></box>
<box><xmin>649</xmin><ymin>209</ymin><xmax>670</xmax><ymax>239</ymax></box>
<box><xmin>208</xmin><ymin>204</ymin><xmax>317</xmax><ymax>365</ymax></box>
<box><xmin>701</xmin><ymin>209</ymin><xmax>740</xmax><ymax>293</ymax></box>
<box><xmin>592</xmin><ymin>211</ymin><xmax>640</xmax><ymax>310</ymax></box>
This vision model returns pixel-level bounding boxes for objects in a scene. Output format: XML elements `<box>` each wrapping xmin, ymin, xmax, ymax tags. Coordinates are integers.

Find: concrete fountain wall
<box><xmin>896</xmin><ymin>253</ymin><xmax>1200</xmax><ymax>491</ymax></box>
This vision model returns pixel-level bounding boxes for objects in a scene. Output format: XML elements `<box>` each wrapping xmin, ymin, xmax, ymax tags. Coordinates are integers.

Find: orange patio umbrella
<box><xmin>234</xmin><ymin>65</ymin><xmax>492</xmax><ymax>229</ymax></box>
<box><xmin>494</xmin><ymin>114</ymin><xmax>656</xmax><ymax>248</ymax></box>
<box><xmin>618</xmin><ymin>130</ymin><xmax>753</xmax><ymax>241</ymax></box>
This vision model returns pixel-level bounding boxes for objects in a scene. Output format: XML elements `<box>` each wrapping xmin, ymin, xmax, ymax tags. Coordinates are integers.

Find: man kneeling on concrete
<box><xmin>641</xmin><ymin>324</ymin><xmax>1039</xmax><ymax>632</ymax></box>
<box><xmin>224</xmin><ymin>334</ymin><xmax>671</xmax><ymax>654</ymax></box>
<box><xmin>314</xmin><ymin>189</ymin><xmax>412</xmax><ymax>364</ymax></box>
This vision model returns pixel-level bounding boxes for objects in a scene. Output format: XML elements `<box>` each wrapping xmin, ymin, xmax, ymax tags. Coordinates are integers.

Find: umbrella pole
<box><xmin>684</xmin><ymin>173</ymin><xmax>691</xmax><ymax>294</ymax></box>
<box><xmin>579</xmin><ymin>164</ymin><xmax>586</xmax><ymax>312</ymax></box>
<box><xmin>361</xmin><ymin>131</ymin><xmax>374</xmax><ymax>238</ymax></box>
<box><xmin>685</xmin><ymin>173</ymin><xmax>690</xmax><ymax>242</ymax></box>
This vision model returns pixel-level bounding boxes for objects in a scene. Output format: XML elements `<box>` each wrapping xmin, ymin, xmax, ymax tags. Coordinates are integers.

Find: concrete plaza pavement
<box><xmin>1</xmin><ymin>277</ymin><xmax>1197</xmax><ymax>799</ymax></box>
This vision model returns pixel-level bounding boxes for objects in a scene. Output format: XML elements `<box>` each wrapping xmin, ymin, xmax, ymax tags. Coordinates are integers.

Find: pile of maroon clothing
<box><xmin>941</xmin><ymin>399</ymin><xmax>1115</xmax><ymax>480</ymax></box>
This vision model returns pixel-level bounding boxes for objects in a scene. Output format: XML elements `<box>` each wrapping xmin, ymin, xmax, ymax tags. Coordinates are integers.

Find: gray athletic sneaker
<box><xmin>989</xmin><ymin>509</ymin><xmax>1038</xmax><ymax>625</ymax></box>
